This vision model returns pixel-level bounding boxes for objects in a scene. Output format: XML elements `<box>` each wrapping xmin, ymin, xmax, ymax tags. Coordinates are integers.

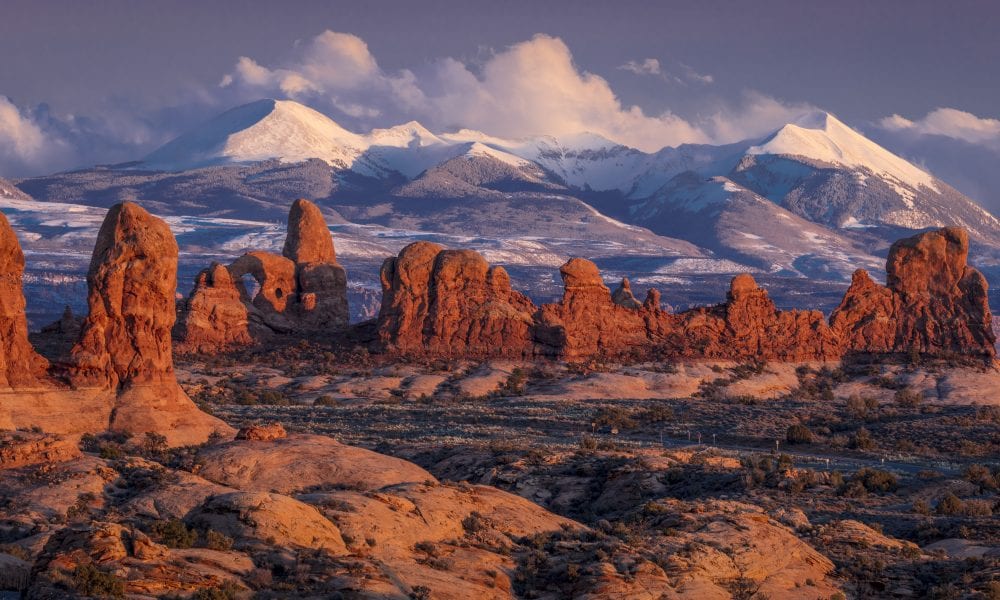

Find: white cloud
<box><xmin>0</xmin><ymin>96</ymin><xmax>74</xmax><ymax>177</ymax></box>
<box><xmin>619</xmin><ymin>58</ymin><xmax>662</xmax><ymax>76</ymax></box>
<box><xmin>704</xmin><ymin>92</ymin><xmax>816</xmax><ymax>143</ymax></box>
<box><xmin>220</xmin><ymin>32</ymin><xmax>721</xmax><ymax>151</ymax></box>
<box><xmin>878</xmin><ymin>107</ymin><xmax>1000</xmax><ymax>148</ymax></box>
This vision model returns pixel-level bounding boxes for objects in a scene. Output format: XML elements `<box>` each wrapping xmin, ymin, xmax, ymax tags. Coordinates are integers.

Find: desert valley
<box><xmin>2</xmin><ymin>3</ymin><xmax>1000</xmax><ymax>598</ymax></box>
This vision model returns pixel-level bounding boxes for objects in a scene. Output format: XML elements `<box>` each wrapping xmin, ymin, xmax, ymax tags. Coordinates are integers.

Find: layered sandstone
<box><xmin>0</xmin><ymin>212</ymin><xmax>49</xmax><ymax>388</ymax></box>
<box><xmin>377</xmin><ymin>242</ymin><xmax>536</xmax><ymax>356</ymax></box>
<box><xmin>832</xmin><ymin>227</ymin><xmax>995</xmax><ymax>356</ymax></box>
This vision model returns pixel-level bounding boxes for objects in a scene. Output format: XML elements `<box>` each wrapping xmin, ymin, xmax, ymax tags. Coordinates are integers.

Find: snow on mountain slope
<box><xmin>0</xmin><ymin>177</ymin><xmax>32</xmax><ymax>201</ymax></box>
<box><xmin>631</xmin><ymin>174</ymin><xmax>883</xmax><ymax>279</ymax></box>
<box><xmin>747</xmin><ymin>111</ymin><xmax>938</xmax><ymax>198</ymax></box>
<box><xmin>145</xmin><ymin>99</ymin><xmax>367</xmax><ymax>170</ymax></box>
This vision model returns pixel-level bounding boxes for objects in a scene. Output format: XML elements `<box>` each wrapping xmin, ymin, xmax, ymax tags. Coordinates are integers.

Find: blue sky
<box><xmin>2</xmin><ymin>0</ymin><xmax>999</xmax><ymax>211</ymax></box>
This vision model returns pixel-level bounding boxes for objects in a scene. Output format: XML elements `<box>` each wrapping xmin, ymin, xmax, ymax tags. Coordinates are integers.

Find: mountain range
<box><xmin>6</xmin><ymin>98</ymin><xmax>1000</xmax><ymax>324</ymax></box>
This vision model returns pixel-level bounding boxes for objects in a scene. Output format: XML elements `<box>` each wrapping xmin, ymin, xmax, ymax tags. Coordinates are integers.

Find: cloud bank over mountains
<box><xmin>1</xmin><ymin>29</ymin><xmax>998</xmax><ymax>217</ymax></box>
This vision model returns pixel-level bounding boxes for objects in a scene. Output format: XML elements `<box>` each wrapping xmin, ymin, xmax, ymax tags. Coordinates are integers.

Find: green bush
<box><xmin>151</xmin><ymin>519</ymin><xmax>197</xmax><ymax>549</ymax></box>
<box><xmin>73</xmin><ymin>563</ymin><xmax>125</xmax><ymax>598</ymax></box>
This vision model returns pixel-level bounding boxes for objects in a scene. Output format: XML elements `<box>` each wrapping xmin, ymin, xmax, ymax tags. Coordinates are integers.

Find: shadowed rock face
<box><xmin>175</xmin><ymin>263</ymin><xmax>253</xmax><ymax>353</ymax></box>
<box><xmin>378</xmin><ymin>242</ymin><xmax>536</xmax><ymax>356</ymax></box>
<box><xmin>832</xmin><ymin>227</ymin><xmax>995</xmax><ymax>356</ymax></box>
<box><xmin>0</xmin><ymin>212</ymin><xmax>48</xmax><ymax>388</ymax></box>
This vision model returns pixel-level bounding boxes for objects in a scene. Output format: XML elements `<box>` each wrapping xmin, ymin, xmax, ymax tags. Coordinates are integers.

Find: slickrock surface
<box><xmin>174</xmin><ymin>263</ymin><xmax>253</xmax><ymax>353</ymax></box>
<box><xmin>196</xmin><ymin>433</ymin><xmax>435</xmax><ymax>494</ymax></box>
<box><xmin>0</xmin><ymin>212</ymin><xmax>49</xmax><ymax>388</ymax></box>
<box><xmin>378</xmin><ymin>242</ymin><xmax>536</xmax><ymax>356</ymax></box>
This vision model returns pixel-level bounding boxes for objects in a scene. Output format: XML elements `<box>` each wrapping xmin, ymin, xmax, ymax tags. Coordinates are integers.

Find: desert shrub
<box><xmin>592</xmin><ymin>407</ymin><xmax>636</xmax><ymax>430</ymax></box>
<box><xmin>203</xmin><ymin>530</ymin><xmax>234</xmax><ymax>551</ymax></box>
<box><xmin>192</xmin><ymin>581</ymin><xmax>241</xmax><ymax>600</ymax></box>
<box><xmin>499</xmin><ymin>368</ymin><xmax>528</xmax><ymax>395</ymax></box>
<box><xmin>850</xmin><ymin>427</ymin><xmax>875</xmax><ymax>451</ymax></box>
<box><xmin>73</xmin><ymin>564</ymin><xmax>125</xmax><ymax>598</ymax></box>
<box><xmin>846</xmin><ymin>394</ymin><xmax>878</xmax><ymax>420</ymax></box>
<box><xmin>912</xmin><ymin>499</ymin><xmax>932</xmax><ymax>515</ymax></box>
<box><xmin>638</xmin><ymin>404</ymin><xmax>674</xmax><ymax>423</ymax></box>
<box><xmin>140</xmin><ymin>432</ymin><xmax>168</xmax><ymax>458</ymax></box>
<box><xmin>936</xmin><ymin>493</ymin><xmax>964</xmax><ymax>516</ymax></box>
<box><xmin>963</xmin><ymin>464</ymin><xmax>999</xmax><ymax>491</ymax></box>
<box><xmin>462</xmin><ymin>511</ymin><xmax>488</xmax><ymax>534</ymax></box>
<box><xmin>312</xmin><ymin>395</ymin><xmax>339</xmax><ymax>407</ymax></box>
<box><xmin>785</xmin><ymin>424</ymin><xmax>813</xmax><ymax>444</ymax></box>
<box><xmin>856</xmin><ymin>468</ymin><xmax>897</xmax><ymax>492</ymax></box>
<box><xmin>151</xmin><ymin>519</ymin><xmax>197</xmax><ymax>549</ymax></box>
<box><xmin>578</xmin><ymin>436</ymin><xmax>597</xmax><ymax>450</ymax></box>
<box><xmin>894</xmin><ymin>387</ymin><xmax>923</xmax><ymax>407</ymax></box>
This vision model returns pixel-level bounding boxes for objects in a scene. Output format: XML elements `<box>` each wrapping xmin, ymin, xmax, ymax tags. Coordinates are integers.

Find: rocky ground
<box><xmin>169</xmin><ymin>345</ymin><xmax>1000</xmax><ymax>598</ymax></box>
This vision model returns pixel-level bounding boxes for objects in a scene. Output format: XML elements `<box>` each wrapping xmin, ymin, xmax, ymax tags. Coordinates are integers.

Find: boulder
<box><xmin>235</xmin><ymin>422</ymin><xmax>286</xmax><ymax>441</ymax></box>
<box><xmin>174</xmin><ymin>263</ymin><xmax>253</xmax><ymax>353</ymax></box>
<box><xmin>378</xmin><ymin>243</ymin><xmax>536</xmax><ymax>356</ymax></box>
<box><xmin>0</xmin><ymin>211</ymin><xmax>49</xmax><ymax>388</ymax></box>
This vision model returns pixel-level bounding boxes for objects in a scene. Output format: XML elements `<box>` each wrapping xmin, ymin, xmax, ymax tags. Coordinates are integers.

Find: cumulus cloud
<box><xmin>878</xmin><ymin>107</ymin><xmax>1000</xmax><ymax>148</ymax></box>
<box><xmin>219</xmin><ymin>32</ymin><xmax>740</xmax><ymax>151</ymax></box>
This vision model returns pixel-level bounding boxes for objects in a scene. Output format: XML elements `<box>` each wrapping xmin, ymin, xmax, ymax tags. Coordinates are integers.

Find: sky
<box><xmin>2</xmin><ymin>0</ymin><xmax>999</xmax><ymax>210</ymax></box>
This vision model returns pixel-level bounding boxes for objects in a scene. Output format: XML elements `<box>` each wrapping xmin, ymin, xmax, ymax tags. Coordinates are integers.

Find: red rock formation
<box><xmin>0</xmin><ymin>212</ymin><xmax>49</xmax><ymax>387</ymax></box>
<box><xmin>283</xmin><ymin>198</ymin><xmax>337</xmax><ymax>264</ymax></box>
<box><xmin>535</xmin><ymin>258</ymin><xmax>655</xmax><ymax>359</ymax></box>
<box><xmin>175</xmin><ymin>263</ymin><xmax>253</xmax><ymax>353</ymax></box>
<box><xmin>829</xmin><ymin>269</ymin><xmax>896</xmax><ymax>352</ymax></box>
<box><xmin>176</xmin><ymin>199</ymin><xmax>348</xmax><ymax>351</ymax></box>
<box><xmin>378</xmin><ymin>242</ymin><xmax>536</xmax><ymax>356</ymax></box>
<box><xmin>832</xmin><ymin>227</ymin><xmax>995</xmax><ymax>356</ymax></box>
<box><xmin>71</xmin><ymin>202</ymin><xmax>180</xmax><ymax>389</ymax></box>
<box><xmin>229</xmin><ymin>250</ymin><xmax>298</xmax><ymax>333</ymax></box>
<box><xmin>70</xmin><ymin>202</ymin><xmax>233</xmax><ymax>445</ymax></box>
<box><xmin>283</xmin><ymin>199</ymin><xmax>349</xmax><ymax>331</ymax></box>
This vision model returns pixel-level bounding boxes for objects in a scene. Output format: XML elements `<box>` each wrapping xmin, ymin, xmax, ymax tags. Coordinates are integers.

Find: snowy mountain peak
<box><xmin>144</xmin><ymin>98</ymin><xmax>365</xmax><ymax>170</ymax></box>
<box><xmin>749</xmin><ymin>110</ymin><xmax>938</xmax><ymax>192</ymax></box>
